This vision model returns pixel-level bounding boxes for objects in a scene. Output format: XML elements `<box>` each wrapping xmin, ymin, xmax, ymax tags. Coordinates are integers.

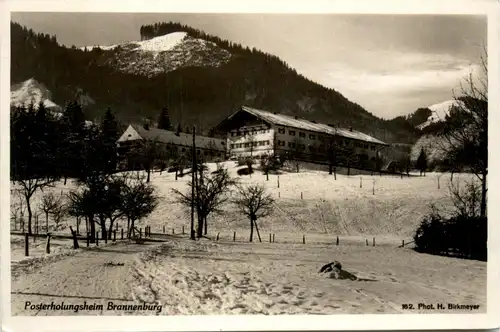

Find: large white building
<box><xmin>214</xmin><ymin>106</ymin><xmax>389</xmax><ymax>166</ymax></box>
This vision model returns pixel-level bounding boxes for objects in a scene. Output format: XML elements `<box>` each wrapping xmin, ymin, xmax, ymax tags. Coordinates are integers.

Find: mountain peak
<box><xmin>10</xmin><ymin>78</ymin><xmax>60</xmax><ymax>110</ymax></box>
<box><xmin>81</xmin><ymin>31</ymin><xmax>231</xmax><ymax>77</ymax></box>
<box><xmin>416</xmin><ymin>99</ymin><xmax>465</xmax><ymax>129</ymax></box>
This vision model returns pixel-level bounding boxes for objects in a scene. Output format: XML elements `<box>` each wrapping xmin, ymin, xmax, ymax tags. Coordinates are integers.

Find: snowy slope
<box><xmin>81</xmin><ymin>32</ymin><xmax>232</xmax><ymax>77</ymax></box>
<box><xmin>10</xmin><ymin>78</ymin><xmax>61</xmax><ymax>110</ymax></box>
<box><xmin>416</xmin><ymin>100</ymin><xmax>465</xmax><ymax>129</ymax></box>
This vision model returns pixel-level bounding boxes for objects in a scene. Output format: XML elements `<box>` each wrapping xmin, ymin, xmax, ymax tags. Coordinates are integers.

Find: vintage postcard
<box><xmin>1</xmin><ymin>0</ymin><xmax>499</xmax><ymax>331</ymax></box>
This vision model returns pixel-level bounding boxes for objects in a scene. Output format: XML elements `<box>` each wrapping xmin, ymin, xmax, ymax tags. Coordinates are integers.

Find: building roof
<box><xmin>118</xmin><ymin>124</ymin><xmax>226</xmax><ymax>151</ymax></box>
<box><xmin>237</xmin><ymin>106</ymin><xmax>388</xmax><ymax>145</ymax></box>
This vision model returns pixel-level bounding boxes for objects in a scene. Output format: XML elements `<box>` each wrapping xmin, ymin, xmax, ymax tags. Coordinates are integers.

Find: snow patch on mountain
<box><xmin>11</xmin><ymin>78</ymin><xmax>61</xmax><ymax>110</ymax></box>
<box><xmin>81</xmin><ymin>32</ymin><xmax>232</xmax><ymax>77</ymax></box>
<box><xmin>135</xmin><ymin>32</ymin><xmax>187</xmax><ymax>52</ymax></box>
<box><xmin>416</xmin><ymin>100</ymin><xmax>465</xmax><ymax>130</ymax></box>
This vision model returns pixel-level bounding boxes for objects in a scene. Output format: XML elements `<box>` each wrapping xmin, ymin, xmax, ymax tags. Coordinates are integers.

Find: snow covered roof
<box><xmin>118</xmin><ymin>124</ymin><xmax>226</xmax><ymax>151</ymax></box>
<box><xmin>236</xmin><ymin>106</ymin><xmax>388</xmax><ymax>146</ymax></box>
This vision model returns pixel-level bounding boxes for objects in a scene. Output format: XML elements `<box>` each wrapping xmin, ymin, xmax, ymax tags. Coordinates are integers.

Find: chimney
<box><xmin>143</xmin><ymin>123</ymin><xmax>150</xmax><ymax>130</ymax></box>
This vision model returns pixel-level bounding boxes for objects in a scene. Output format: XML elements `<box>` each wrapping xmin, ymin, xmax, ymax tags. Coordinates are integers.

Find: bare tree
<box><xmin>40</xmin><ymin>191</ymin><xmax>65</xmax><ymax>232</ymax></box>
<box><xmin>172</xmin><ymin>164</ymin><xmax>236</xmax><ymax>237</ymax></box>
<box><xmin>326</xmin><ymin>138</ymin><xmax>340</xmax><ymax>179</ymax></box>
<box><xmin>439</xmin><ymin>50</ymin><xmax>487</xmax><ymax>217</ymax></box>
<box><xmin>232</xmin><ymin>184</ymin><xmax>275</xmax><ymax>242</ymax></box>
<box><xmin>119</xmin><ymin>173</ymin><xmax>159</xmax><ymax>238</ymax></box>
<box><xmin>15</xmin><ymin>177</ymin><xmax>59</xmax><ymax>235</ymax></box>
<box><xmin>130</xmin><ymin>137</ymin><xmax>167</xmax><ymax>182</ymax></box>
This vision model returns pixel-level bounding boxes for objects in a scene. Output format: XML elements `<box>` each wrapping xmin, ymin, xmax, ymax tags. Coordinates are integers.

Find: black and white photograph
<box><xmin>2</xmin><ymin>0</ymin><xmax>499</xmax><ymax>330</ymax></box>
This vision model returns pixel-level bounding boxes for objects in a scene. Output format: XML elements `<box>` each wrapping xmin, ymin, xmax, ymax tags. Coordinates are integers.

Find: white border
<box><xmin>1</xmin><ymin>0</ymin><xmax>499</xmax><ymax>331</ymax></box>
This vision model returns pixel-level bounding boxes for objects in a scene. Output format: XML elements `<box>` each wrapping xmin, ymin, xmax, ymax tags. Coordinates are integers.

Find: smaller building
<box><xmin>117</xmin><ymin>124</ymin><xmax>226</xmax><ymax>169</ymax></box>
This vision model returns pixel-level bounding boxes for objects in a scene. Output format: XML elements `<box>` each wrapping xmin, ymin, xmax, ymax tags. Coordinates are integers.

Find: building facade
<box><xmin>215</xmin><ymin>106</ymin><xmax>389</xmax><ymax>167</ymax></box>
<box><xmin>117</xmin><ymin>124</ymin><xmax>226</xmax><ymax>169</ymax></box>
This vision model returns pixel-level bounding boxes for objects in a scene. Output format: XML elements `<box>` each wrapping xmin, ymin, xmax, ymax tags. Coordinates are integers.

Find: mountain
<box><xmin>416</xmin><ymin>100</ymin><xmax>465</xmax><ymax>130</ymax></box>
<box><xmin>10</xmin><ymin>78</ymin><xmax>61</xmax><ymax>110</ymax></box>
<box><xmin>10</xmin><ymin>21</ymin><xmax>418</xmax><ymax>143</ymax></box>
<box><xmin>82</xmin><ymin>32</ymin><xmax>232</xmax><ymax>77</ymax></box>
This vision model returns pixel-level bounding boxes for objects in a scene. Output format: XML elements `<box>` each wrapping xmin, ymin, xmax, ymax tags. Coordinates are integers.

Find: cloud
<box><xmin>302</xmin><ymin>51</ymin><xmax>482</xmax><ymax>118</ymax></box>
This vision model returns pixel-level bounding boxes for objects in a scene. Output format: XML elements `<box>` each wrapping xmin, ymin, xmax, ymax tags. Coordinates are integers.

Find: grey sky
<box><xmin>11</xmin><ymin>12</ymin><xmax>486</xmax><ymax>119</ymax></box>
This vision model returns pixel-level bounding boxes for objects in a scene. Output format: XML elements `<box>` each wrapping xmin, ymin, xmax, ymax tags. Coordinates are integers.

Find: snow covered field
<box><xmin>9</xmin><ymin>162</ymin><xmax>486</xmax><ymax>315</ymax></box>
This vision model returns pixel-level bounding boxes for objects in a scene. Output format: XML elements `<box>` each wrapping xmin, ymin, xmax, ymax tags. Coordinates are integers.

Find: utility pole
<box><xmin>190</xmin><ymin>125</ymin><xmax>197</xmax><ymax>240</ymax></box>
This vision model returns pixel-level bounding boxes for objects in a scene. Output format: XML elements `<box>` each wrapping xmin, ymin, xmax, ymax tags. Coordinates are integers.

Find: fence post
<box><xmin>301</xmin><ymin>192</ymin><xmax>303</xmax><ymax>200</ymax></box>
<box><xmin>121</xmin><ymin>228</ymin><xmax>124</xmax><ymax>240</ymax></box>
<box><xmin>140</xmin><ymin>228</ymin><xmax>142</xmax><ymax>239</ymax></box>
<box><xmin>182</xmin><ymin>226</ymin><xmax>185</xmax><ymax>234</ymax></box>
<box><xmin>360</xmin><ymin>177</ymin><xmax>362</xmax><ymax>188</ymax></box>
<box><xmin>273</xmin><ymin>234</ymin><xmax>275</xmax><ymax>243</ymax></box>
<box><xmin>303</xmin><ymin>235</ymin><xmax>305</xmax><ymax>244</ymax></box>
<box><xmin>277</xmin><ymin>176</ymin><xmax>280</xmax><ymax>188</ymax></box>
<box><xmin>366</xmin><ymin>239</ymin><xmax>369</xmax><ymax>246</ymax></box>
<box><xmin>372</xmin><ymin>237</ymin><xmax>376</xmax><ymax>247</ymax></box>
<box><xmin>46</xmin><ymin>233</ymin><xmax>51</xmax><ymax>254</ymax></box>
<box><xmin>402</xmin><ymin>240</ymin><xmax>404</xmax><ymax>247</ymax></box>
<box><xmin>233</xmin><ymin>231</ymin><xmax>236</xmax><ymax>242</ymax></box>
<box><xmin>172</xmin><ymin>228</ymin><xmax>175</xmax><ymax>235</ymax></box>
<box><xmin>216</xmin><ymin>232</ymin><xmax>220</xmax><ymax>241</ymax></box>
<box><xmin>25</xmin><ymin>233</ymin><xmax>29</xmax><ymax>256</ymax></box>
<box><xmin>278</xmin><ymin>192</ymin><xmax>280</xmax><ymax>198</ymax></box>
<box><xmin>269</xmin><ymin>233</ymin><xmax>272</xmax><ymax>243</ymax></box>
<box><xmin>336</xmin><ymin>236</ymin><xmax>339</xmax><ymax>246</ymax></box>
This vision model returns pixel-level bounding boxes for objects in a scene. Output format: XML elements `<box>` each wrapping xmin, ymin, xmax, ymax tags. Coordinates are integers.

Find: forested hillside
<box><xmin>11</xmin><ymin>21</ymin><xmax>418</xmax><ymax>142</ymax></box>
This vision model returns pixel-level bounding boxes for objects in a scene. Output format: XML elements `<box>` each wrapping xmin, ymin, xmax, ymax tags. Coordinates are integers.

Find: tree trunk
<box><xmin>334</xmin><ymin>167</ymin><xmax>337</xmax><ymax>180</ymax></box>
<box><xmin>69</xmin><ymin>226</ymin><xmax>79</xmax><ymax>249</ymax></box>
<box><xmin>253</xmin><ymin>217</ymin><xmax>262</xmax><ymax>243</ymax></box>
<box><xmin>204</xmin><ymin>216</ymin><xmax>208</xmax><ymax>235</ymax></box>
<box><xmin>347</xmin><ymin>164</ymin><xmax>351</xmax><ymax>176</ymax></box>
<box><xmin>45</xmin><ymin>212</ymin><xmax>49</xmax><ymax>232</ymax></box>
<box><xmin>480</xmin><ymin>172</ymin><xmax>487</xmax><ymax>218</ymax></box>
<box><xmin>64</xmin><ymin>176</ymin><xmax>67</xmax><ymax>185</ymax></box>
<box><xmin>249</xmin><ymin>218</ymin><xmax>254</xmax><ymax>242</ymax></box>
<box><xmin>196</xmin><ymin>213</ymin><xmax>203</xmax><ymax>238</ymax></box>
<box><xmin>329</xmin><ymin>164</ymin><xmax>332</xmax><ymax>175</ymax></box>
<box><xmin>27</xmin><ymin>198</ymin><xmax>33</xmax><ymax>235</ymax></box>
<box><xmin>89</xmin><ymin>215</ymin><xmax>95</xmax><ymax>243</ymax></box>
<box><xmin>127</xmin><ymin>217</ymin><xmax>130</xmax><ymax>238</ymax></box>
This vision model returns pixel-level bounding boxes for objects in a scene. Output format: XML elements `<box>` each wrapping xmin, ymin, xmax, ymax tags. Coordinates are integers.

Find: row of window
<box><xmin>276</xmin><ymin>139</ymin><xmax>376</xmax><ymax>152</ymax></box>
<box><xmin>230</xmin><ymin>140</ymin><xmax>271</xmax><ymax>149</ymax></box>
<box><xmin>230</xmin><ymin>128</ymin><xmax>270</xmax><ymax>136</ymax></box>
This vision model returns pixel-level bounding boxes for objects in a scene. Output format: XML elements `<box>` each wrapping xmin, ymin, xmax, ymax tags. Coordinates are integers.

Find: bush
<box><xmin>414</xmin><ymin>213</ymin><xmax>487</xmax><ymax>261</ymax></box>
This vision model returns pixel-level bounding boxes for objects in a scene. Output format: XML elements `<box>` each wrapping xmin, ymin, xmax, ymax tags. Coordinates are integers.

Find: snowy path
<box><xmin>11</xmin><ymin>242</ymin><xmax>161</xmax><ymax>316</ymax></box>
<box><xmin>11</xmin><ymin>237</ymin><xmax>486</xmax><ymax>316</ymax></box>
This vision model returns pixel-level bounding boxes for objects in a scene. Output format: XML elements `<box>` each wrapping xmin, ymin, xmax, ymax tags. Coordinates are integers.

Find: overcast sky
<box><xmin>11</xmin><ymin>13</ymin><xmax>486</xmax><ymax>119</ymax></box>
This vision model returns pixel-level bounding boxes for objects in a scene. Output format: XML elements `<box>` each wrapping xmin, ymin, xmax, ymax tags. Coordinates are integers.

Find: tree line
<box><xmin>11</xmin><ymin>20</ymin><xmax>419</xmax><ymax>143</ymax></box>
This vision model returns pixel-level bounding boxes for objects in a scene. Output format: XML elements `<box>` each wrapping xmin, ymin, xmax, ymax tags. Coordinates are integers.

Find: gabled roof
<box><xmin>118</xmin><ymin>124</ymin><xmax>226</xmax><ymax>151</ymax></box>
<box><xmin>233</xmin><ymin>106</ymin><xmax>388</xmax><ymax>146</ymax></box>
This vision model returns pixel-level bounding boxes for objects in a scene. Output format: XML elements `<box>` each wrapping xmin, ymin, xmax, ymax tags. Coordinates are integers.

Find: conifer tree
<box><xmin>416</xmin><ymin>148</ymin><xmax>427</xmax><ymax>176</ymax></box>
<box><xmin>157</xmin><ymin>106</ymin><xmax>172</xmax><ymax>130</ymax></box>
<box><xmin>100</xmin><ymin>108</ymin><xmax>120</xmax><ymax>173</ymax></box>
